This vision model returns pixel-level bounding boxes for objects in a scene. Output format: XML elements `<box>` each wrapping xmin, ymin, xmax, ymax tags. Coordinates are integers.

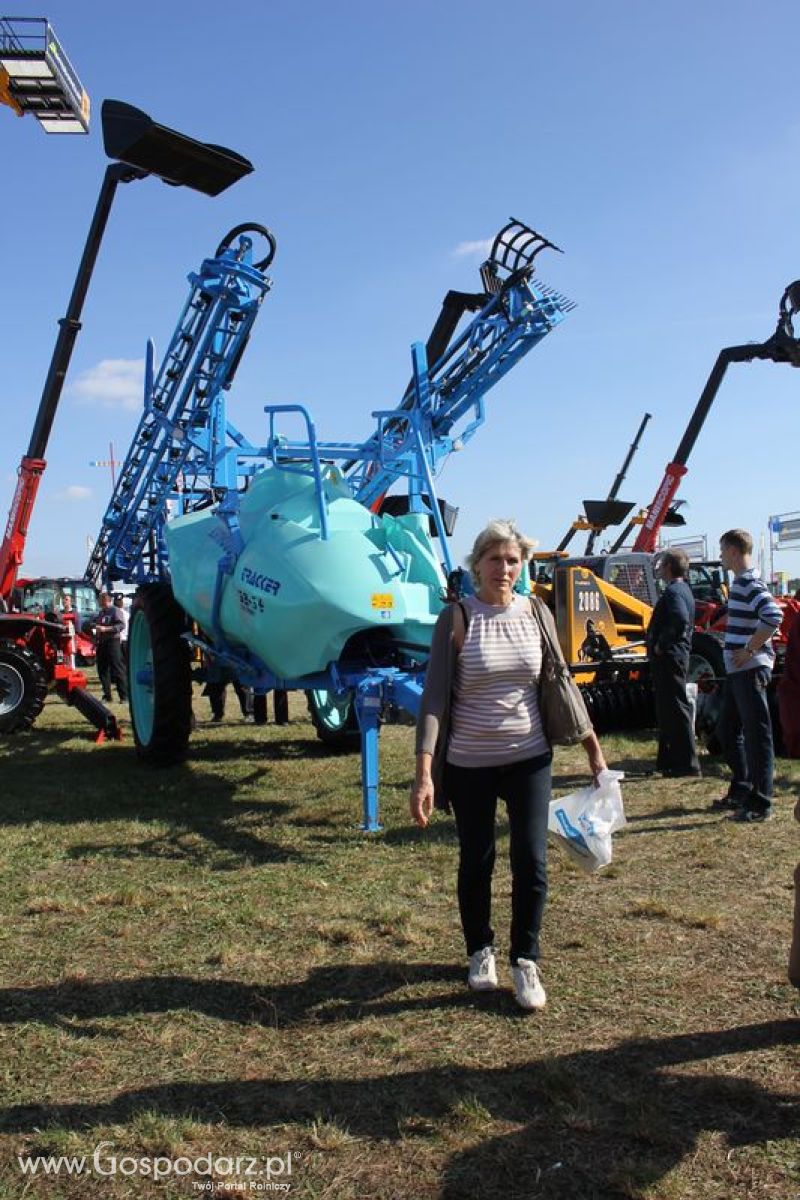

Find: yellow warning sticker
<box><xmin>371</xmin><ymin>593</ymin><xmax>394</xmax><ymax>610</ymax></box>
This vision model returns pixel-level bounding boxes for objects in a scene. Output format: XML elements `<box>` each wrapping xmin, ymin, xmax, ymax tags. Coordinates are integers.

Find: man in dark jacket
<box><xmin>90</xmin><ymin>592</ymin><xmax>128</xmax><ymax>703</ymax></box>
<box><xmin>646</xmin><ymin>549</ymin><xmax>700</xmax><ymax>777</ymax></box>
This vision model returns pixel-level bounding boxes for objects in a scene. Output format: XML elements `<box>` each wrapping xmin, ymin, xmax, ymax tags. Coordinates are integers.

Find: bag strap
<box><xmin>529</xmin><ymin>594</ymin><xmax>564</xmax><ymax>665</ymax></box>
<box><xmin>453</xmin><ymin>600</ymin><xmax>469</xmax><ymax>651</ymax></box>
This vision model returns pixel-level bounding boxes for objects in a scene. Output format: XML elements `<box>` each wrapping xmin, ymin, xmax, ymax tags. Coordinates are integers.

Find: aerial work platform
<box><xmin>0</xmin><ymin>16</ymin><xmax>89</xmax><ymax>132</ymax></box>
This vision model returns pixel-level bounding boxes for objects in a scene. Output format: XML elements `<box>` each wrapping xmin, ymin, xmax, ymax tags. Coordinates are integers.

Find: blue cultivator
<box><xmin>87</xmin><ymin>219</ymin><xmax>574</xmax><ymax>828</ymax></box>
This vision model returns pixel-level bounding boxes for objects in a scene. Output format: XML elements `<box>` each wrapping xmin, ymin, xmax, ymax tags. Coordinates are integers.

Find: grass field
<box><xmin>0</xmin><ymin>685</ymin><xmax>798</xmax><ymax>1199</ymax></box>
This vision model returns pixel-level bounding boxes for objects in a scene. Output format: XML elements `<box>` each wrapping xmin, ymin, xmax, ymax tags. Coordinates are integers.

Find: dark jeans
<box><xmin>97</xmin><ymin>637</ymin><xmax>127</xmax><ymax>702</ymax></box>
<box><xmin>719</xmin><ymin>666</ymin><xmax>774</xmax><ymax>808</ymax></box>
<box><xmin>205</xmin><ymin>680</ymin><xmax>251</xmax><ymax>719</ymax></box>
<box><xmin>446</xmin><ymin>752</ymin><xmax>552</xmax><ymax>964</ymax></box>
<box><xmin>650</xmin><ymin>653</ymin><xmax>699</xmax><ymax>774</ymax></box>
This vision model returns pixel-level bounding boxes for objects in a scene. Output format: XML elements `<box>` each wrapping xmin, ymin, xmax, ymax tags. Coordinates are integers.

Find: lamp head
<box><xmin>101</xmin><ymin>100</ymin><xmax>253</xmax><ymax>196</ymax></box>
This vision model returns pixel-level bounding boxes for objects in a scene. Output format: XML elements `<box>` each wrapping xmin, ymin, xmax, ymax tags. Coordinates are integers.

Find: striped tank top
<box><xmin>446</xmin><ymin>593</ymin><xmax>548</xmax><ymax>767</ymax></box>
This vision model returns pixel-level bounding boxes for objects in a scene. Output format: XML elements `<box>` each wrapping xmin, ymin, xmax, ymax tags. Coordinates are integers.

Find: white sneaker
<box><xmin>467</xmin><ymin>946</ymin><xmax>498</xmax><ymax>991</ymax></box>
<box><xmin>512</xmin><ymin>958</ymin><xmax>546</xmax><ymax>1010</ymax></box>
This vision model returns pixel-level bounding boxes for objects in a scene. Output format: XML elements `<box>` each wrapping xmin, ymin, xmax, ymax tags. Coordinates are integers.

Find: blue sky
<box><xmin>3</xmin><ymin>0</ymin><xmax>800</xmax><ymax>586</ymax></box>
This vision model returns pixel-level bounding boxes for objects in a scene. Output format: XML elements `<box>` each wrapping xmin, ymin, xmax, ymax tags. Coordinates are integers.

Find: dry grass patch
<box><xmin>0</xmin><ymin>700</ymin><xmax>797</xmax><ymax>1198</ymax></box>
<box><xmin>626</xmin><ymin>898</ymin><xmax>724</xmax><ymax>929</ymax></box>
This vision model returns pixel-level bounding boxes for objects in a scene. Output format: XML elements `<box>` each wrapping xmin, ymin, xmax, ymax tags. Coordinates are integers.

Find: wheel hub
<box><xmin>0</xmin><ymin>662</ymin><xmax>24</xmax><ymax>715</ymax></box>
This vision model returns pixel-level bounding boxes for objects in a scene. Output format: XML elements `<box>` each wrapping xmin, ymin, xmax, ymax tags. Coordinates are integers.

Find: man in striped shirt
<box><xmin>716</xmin><ymin>529</ymin><xmax>783</xmax><ymax>821</ymax></box>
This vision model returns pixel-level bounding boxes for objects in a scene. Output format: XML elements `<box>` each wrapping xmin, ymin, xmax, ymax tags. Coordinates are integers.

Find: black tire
<box><xmin>0</xmin><ymin>640</ymin><xmax>48</xmax><ymax>733</ymax></box>
<box><xmin>306</xmin><ymin>688</ymin><xmax>360</xmax><ymax>751</ymax></box>
<box><xmin>128</xmin><ymin>585</ymin><xmax>192</xmax><ymax>765</ymax></box>
<box><xmin>689</xmin><ymin>633</ymin><xmax>725</xmax><ymax>751</ymax></box>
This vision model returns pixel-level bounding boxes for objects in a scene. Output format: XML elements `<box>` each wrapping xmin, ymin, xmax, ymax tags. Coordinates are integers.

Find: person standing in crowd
<box><xmin>60</xmin><ymin>593</ymin><xmax>77</xmax><ymax>670</ymax></box>
<box><xmin>646</xmin><ymin>548</ymin><xmax>701</xmax><ymax>777</ymax></box>
<box><xmin>410</xmin><ymin>519</ymin><xmax>607</xmax><ymax>1011</ymax></box>
<box><xmin>91</xmin><ymin>592</ymin><xmax>128</xmax><ymax>704</ymax></box>
<box><xmin>113</xmin><ymin>593</ymin><xmax>130</xmax><ymax>663</ymax></box>
<box><xmin>715</xmin><ymin>529</ymin><xmax>782</xmax><ymax>822</ymax></box>
<box><xmin>204</xmin><ymin>677</ymin><xmax>253</xmax><ymax>722</ymax></box>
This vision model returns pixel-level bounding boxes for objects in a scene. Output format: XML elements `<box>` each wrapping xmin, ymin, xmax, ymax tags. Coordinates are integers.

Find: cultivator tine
<box><xmin>581</xmin><ymin>677</ymin><xmax>655</xmax><ymax>733</ymax></box>
<box><xmin>480</xmin><ymin>217</ymin><xmax>563</xmax><ymax>292</ymax></box>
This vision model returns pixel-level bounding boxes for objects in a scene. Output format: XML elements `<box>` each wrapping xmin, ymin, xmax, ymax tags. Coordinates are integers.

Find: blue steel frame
<box><xmin>90</xmin><ymin>230</ymin><xmax>574</xmax><ymax>829</ymax></box>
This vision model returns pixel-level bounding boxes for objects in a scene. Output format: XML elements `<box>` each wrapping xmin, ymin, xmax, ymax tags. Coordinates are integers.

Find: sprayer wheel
<box><xmin>306</xmin><ymin>688</ymin><xmax>360</xmax><ymax>751</ymax></box>
<box><xmin>128</xmin><ymin>585</ymin><xmax>192</xmax><ymax>765</ymax></box>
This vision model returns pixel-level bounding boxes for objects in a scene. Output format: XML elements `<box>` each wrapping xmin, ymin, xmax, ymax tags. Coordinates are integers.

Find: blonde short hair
<box><xmin>465</xmin><ymin>518</ymin><xmax>536</xmax><ymax>586</ymax></box>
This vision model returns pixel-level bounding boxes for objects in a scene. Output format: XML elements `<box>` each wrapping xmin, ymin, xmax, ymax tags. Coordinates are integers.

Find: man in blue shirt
<box><xmin>647</xmin><ymin>548</ymin><xmax>700</xmax><ymax>777</ymax></box>
<box><xmin>716</xmin><ymin>528</ymin><xmax>783</xmax><ymax>822</ymax></box>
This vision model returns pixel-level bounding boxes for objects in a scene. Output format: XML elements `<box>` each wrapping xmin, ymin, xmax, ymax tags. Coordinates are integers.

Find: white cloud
<box><xmin>68</xmin><ymin>358</ymin><xmax>145</xmax><ymax>411</ymax></box>
<box><xmin>55</xmin><ymin>485</ymin><xmax>92</xmax><ymax>502</ymax></box>
<box><xmin>451</xmin><ymin>237</ymin><xmax>493</xmax><ymax>259</ymax></box>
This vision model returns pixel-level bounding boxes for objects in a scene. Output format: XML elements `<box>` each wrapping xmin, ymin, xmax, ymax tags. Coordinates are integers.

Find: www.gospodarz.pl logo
<box><xmin>17</xmin><ymin>1142</ymin><xmax>300</xmax><ymax>1190</ymax></box>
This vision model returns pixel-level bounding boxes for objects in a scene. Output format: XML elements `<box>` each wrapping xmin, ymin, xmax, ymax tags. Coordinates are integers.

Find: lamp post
<box><xmin>28</xmin><ymin>99</ymin><xmax>254</xmax><ymax>459</ymax></box>
<box><xmin>1</xmin><ymin>99</ymin><xmax>253</xmax><ymax>597</ymax></box>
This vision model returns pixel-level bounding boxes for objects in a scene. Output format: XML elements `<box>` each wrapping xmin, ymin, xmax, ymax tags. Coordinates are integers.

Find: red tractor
<box><xmin>10</xmin><ymin>577</ymin><xmax>99</xmax><ymax>665</ymax></box>
<box><xmin>0</xmin><ymin>600</ymin><xmax>113</xmax><ymax>736</ymax></box>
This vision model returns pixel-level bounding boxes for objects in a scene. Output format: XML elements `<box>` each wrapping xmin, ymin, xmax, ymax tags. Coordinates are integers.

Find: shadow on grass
<box><xmin>187</xmin><ymin>736</ymin><xmax>339</xmax><ymax>765</ymax></box>
<box><xmin>625</xmin><ymin>804</ymin><xmax>712</xmax><ymax>821</ymax></box>
<box><xmin>0</xmin><ymin>725</ymin><xmax>89</xmax><ymax>754</ymax></box>
<box><xmin>0</xmin><ymin>963</ymin><xmax>465</xmax><ymax>1031</ymax></box>
<box><xmin>622</xmin><ymin>820</ymin><xmax>719</xmax><ymax>836</ymax></box>
<box><xmin>0</xmin><ymin>1018</ymin><xmax>796</xmax><ymax>1197</ymax></box>
<box><xmin>621</xmin><ymin>800</ymin><xmax>721</xmax><ymax>834</ymax></box>
<box><xmin>0</xmin><ymin>747</ymin><xmax>305</xmax><ymax>868</ymax></box>
<box><xmin>775</xmin><ymin>769</ymin><xmax>800</xmax><ymax>794</ymax></box>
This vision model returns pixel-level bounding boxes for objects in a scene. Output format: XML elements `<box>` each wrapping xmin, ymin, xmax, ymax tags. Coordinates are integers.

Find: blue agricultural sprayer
<box><xmin>86</xmin><ymin>219</ymin><xmax>575</xmax><ymax>827</ymax></box>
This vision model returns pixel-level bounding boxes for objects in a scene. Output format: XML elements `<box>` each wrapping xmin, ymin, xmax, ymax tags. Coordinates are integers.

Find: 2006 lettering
<box><xmin>577</xmin><ymin>592</ymin><xmax>601</xmax><ymax>613</ymax></box>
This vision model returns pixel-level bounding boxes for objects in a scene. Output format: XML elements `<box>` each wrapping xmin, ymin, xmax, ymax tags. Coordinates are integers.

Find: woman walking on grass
<box><xmin>410</xmin><ymin>519</ymin><xmax>606</xmax><ymax>1010</ymax></box>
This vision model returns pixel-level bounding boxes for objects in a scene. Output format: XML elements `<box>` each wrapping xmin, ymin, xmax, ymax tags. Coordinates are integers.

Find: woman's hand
<box><xmin>410</xmin><ymin>754</ymin><xmax>435</xmax><ymax>827</ymax></box>
<box><xmin>582</xmin><ymin>731</ymin><xmax>607</xmax><ymax>786</ymax></box>
<box><xmin>410</xmin><ymin>778</ymin><xmax>434</xmax><ymax>828</ymax></box>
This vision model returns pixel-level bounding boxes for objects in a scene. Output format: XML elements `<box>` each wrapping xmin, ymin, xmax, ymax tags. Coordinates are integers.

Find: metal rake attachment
<box><xmin>480</xmin><ymin>217</ymin><xmax>563</xmax><ymax>294</ymax></box>
<box><xmin>778</xmin><ymin>280</ymin><xmax>800</xmax><ymax>339</ymax></box>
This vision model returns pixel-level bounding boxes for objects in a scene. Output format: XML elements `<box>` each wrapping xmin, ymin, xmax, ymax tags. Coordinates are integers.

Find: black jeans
<box><xmin>719</xmin><ymin>666</ymin><xmax>774</xmax><ymax>808</ymax></box>
<box><xmin>205</xmin><ymin>681</ymin><xmax>252</xmax><ymax>719</ymax></box>
<box><xmin>97</xmin><ymin>637</ymin><xmax>127</xmax><ymax>701</ymax></box>
<box><xmin>650</xmin><ymin>652</ymin><xmax>699</xmax><ymax>774</ymax></box>
<box><xmin>446</xmin><ymin>752</ymin><xmax>552</xmax><ymax>965</ymax></box>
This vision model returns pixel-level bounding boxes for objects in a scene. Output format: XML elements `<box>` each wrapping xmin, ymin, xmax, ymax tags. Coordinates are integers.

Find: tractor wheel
<box><xmin>306</xmin><ymin>688</ymin><xmax>360</xmax><ymax>751</ymax></box>
<box><xmin>128</xmin><ymin>585</ymin><xmax>192</xmax><ymax>765</ymax></box>
<box><xmin>689</xmin><ymin>633</ymin><xmax>725</xmax><ymax>750</ymax></box>
<box><xmin>0</xmin><ymin>640</ymin><xmax>48</xmax><ymax>733</ymax></box>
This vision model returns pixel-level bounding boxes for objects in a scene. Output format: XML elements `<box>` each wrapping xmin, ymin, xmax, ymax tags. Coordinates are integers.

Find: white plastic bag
<box><xmin>547</xmin><ymin>769</ymin><xmax>626</xmax><ymax>873</ymax></box>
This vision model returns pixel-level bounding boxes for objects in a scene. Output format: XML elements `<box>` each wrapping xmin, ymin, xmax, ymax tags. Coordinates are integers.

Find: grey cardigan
<box><xmin>415</xmin><ymin>596</ymin><xmax>566</xmax><ymax>812</ymax></box>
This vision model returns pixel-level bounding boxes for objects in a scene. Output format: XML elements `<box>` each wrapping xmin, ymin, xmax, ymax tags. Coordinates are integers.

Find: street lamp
<box><xmin>28</xmin><ymin>98</ymin><xmax>254</xmax><ymax>456</ymax></box>
<box><xmin>1</xmin><ymin>98</ymin><xmax>254</xmax><ymax>597</ymax></box>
